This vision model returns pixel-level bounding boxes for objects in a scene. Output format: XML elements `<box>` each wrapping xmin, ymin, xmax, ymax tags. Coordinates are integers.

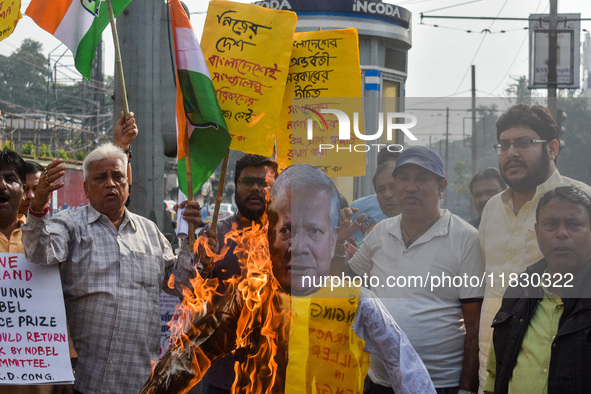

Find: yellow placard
<box><xmin>277</xmin><ymin>28</ymin><xmax>364</xmax><ymax>176</ymax></box>
<box><xmin>0</xmin><ymin>0</ymin><xmax>21</xmax><ymax>42</ymax></box>
<box><xmin>201</xmin><ymin>0</ymin><xmax>297</xmax><ymax>157</ymax></box>
<box><xmin>286</xmin><ymin>285</ymin><xmax>370</xmax><ymax>393</ymax></box>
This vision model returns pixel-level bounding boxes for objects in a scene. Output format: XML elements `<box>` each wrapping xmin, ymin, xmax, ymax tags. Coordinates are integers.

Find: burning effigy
<box><xmin>141</xmin><ymin>220</ymin><xmax>291</xmax><ymax>394</ymax></box>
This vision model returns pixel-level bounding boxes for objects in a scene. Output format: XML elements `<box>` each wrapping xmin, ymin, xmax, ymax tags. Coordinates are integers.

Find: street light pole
<box><xmin>548</xmin><ymin>0</ymin><xmax>558</xmax><ymax>118</ymax></box>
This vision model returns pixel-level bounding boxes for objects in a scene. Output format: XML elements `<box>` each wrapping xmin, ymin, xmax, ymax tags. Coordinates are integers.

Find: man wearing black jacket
<box><xmin>484</xmin><ymin>185</ymin><xmax>591</xmax><ymax>394</ymax></box>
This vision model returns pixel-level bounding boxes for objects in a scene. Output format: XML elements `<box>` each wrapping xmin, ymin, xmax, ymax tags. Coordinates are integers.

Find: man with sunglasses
<box><xmin>196</xmin><ymin>153</ymin><xmax>278</xmax><ymax>394</ymax></box>
<box><xmin>477</xmin><ymin>104</ymin><xmax>591</xmax><ymax>390</ymax></box>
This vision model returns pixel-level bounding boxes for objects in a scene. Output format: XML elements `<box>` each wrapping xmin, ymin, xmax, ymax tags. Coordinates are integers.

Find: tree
<box><xmin>555</xmin><ymin>96</ymin><xmax>591</xmax><ymax>185</ymax></box>
<box><xmin>452</xmin><ymin>158</ymin><xmax>472</xmax><ymax>201</ymax></box>
<box><xmin>0</xmin><ymin>39</ymin><xmax>49</xmax><ymax>111</ymax></box>
<box><xmin>504</xmin><ymin>75</ymin><xmax>537</xmax><ymax>106</ymax></box>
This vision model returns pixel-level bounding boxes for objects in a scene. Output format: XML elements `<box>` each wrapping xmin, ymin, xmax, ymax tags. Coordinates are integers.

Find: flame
<box><xmin>226</xmin><ymin>217</ymin><xmax>290</xmax><ymax>393</ymax></box>
<box><xmin>141</xmin><ymin>215</ymin><xmax>290</xmax><ymax>394</ymax></box>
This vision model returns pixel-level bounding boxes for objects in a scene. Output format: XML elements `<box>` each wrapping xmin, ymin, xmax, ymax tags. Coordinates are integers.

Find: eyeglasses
<box><xmin>493</xmin><ymin>139</ymin><xmax>549</xmax><ymax>155</ymax></box>
<box><xmin>237</xmin><ymin>177</ymin><xmax>269</xmax><ymax>190</ymax></box>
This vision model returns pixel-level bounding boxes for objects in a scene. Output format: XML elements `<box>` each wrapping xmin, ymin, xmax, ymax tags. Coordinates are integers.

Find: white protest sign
<box><xmin>0</xmin><ymin>253</ymin><xmax>74</xmax><ymax>385</ymax></box>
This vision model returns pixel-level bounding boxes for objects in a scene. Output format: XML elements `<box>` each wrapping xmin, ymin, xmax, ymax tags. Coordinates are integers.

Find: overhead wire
<box><xmin>421</xmin><ymin>0</ymin><xmax>485</xmax><ymax>15</ymax></box>
<box><xmin>450</xmin><ymin>0</ymin><xmax>510</xmax><ymax>96</ymax></box>
<box><xmin>488</xmin><ymin>0</ymin><xmax>547</xmax><ymax>95</ymax></box>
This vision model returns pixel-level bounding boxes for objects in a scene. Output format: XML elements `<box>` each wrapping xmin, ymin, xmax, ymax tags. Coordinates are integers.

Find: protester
<box><xmin>196</xmin><ymin>154</ymin><xmax>278</xmax><ymax>394</ymax></box>
<box><xmin>0</xmin><ymin>151</ymin><xmax>78</xmax><ymax>394</ymax></box>
<box><xmin>468</xmin><ymin>167</ymin><xmax>506</xmax><ymax>229</ymax></box>
<box><xmin>374</xmin><ymin>160</ymin><xmax>401</xmax><ymax>218</ymax></box>
<box><xmin>0</xmin><ymin>150</ymin><xmax>52</xmax><ymax>394</ymax></box>
<box><xmin>484</xmin><ymin>185</ymin><xmax>591</xmax><ymax>393</ymax></box>
<box><xmin>340</xmin><ymin>146</ymin><xmax>483</xmax><ymax>393</ymax></box>
<box><xmin>18</xmin><ymin>160</ymin><xmax>44</xmax><ymax>217</ymax></box>
<box><xmin>142</xmin><ymin>164</ymin><xmax>435</xmax><ymax>394</ymax></box>
<box><xmin>0</xmin><ymin>150</ymin><xmax>25</xmax><ymax>248</ymax></box>
<box><xmin>21</xmin><ymin>143</ymin><xmax>202</xmax><ymax>394</ymax></box>
<box><xmin>349</xmin><ymin>150</ymin><xmax>401</xmax><ymax>242</ymax></box>
<box><xmin>113</xmin><ymin>111</ymin><xmax>138</xmax><ymax>186</ymax></box>
<box><xmin>477</xmin><ymin>104</ymin><xmax>591</xmax><ymax>389</ymax></box>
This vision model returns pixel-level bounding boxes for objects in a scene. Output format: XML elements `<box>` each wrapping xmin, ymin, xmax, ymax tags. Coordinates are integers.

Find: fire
<box><xmin>140</xmin><ymin>215</ymin><xmax>290</xmax><ymax>394</ymax></box>
<box><xmin>226</xmin><ymin>216</ymin><xmax>290</xmax><ymax>393</ymax></box>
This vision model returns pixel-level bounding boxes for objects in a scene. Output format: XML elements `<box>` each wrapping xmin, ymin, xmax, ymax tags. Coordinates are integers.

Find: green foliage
<box><xmin>57</xmin><ymin>148</ymin><xmax>69</xmax><ymax>160</ymax></box>
<box><xmin>0</xmin><ymin>39</ymin><xmax>48</xmax><ymax>111</ymax></box>
<box><xmin>38</xmin><ymin>144</ymin><xmax>52</xmax><ymax>158</ymax></box>
<box><xmin>21</xmin><ymin>141</ymin><xmax>35</xmax><ymax>157</ymax></box>
<box><xmin>554</xmin><ymin>97</ymin><xmax>591</xmax><ymax>185</ymax></box>
<box><xmin>1</xmin><ymin>141</ymin><xmax>14</xmax><ymax>151</ymax></box>
<box><xmin>452</xmin><ymin>159</ymin><xmax>472</xmax><ymax>201</ymax></box>
<box><xmin>75</xmin><ymin>151</ymin><xmax>86</xmax><ymax>161</ymax></box>
<box><xmin>504</xmin><ymin>76</ymin><xmax>535</xmax><ymax>105</ymax></box>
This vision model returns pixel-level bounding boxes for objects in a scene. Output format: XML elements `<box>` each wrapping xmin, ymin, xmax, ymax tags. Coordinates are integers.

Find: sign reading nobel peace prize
<box><xmin>0</xmin><ymin>253</ymin><xmax>74</xmax><ymax>385</ymax></box>
<box><xmin>201</xmin><ymin>0</ymin><xmax>297</xmax><ymax>157</ymax></box>
<box><xmin>277</xmin><ymin>28</ymin><xmax>364</xmax><ymax>176</ymax></box>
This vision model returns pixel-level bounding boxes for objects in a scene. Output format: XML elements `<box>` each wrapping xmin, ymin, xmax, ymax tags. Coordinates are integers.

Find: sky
<box><xmin>2</xmin><ymin>0</ymin><xmax>591</xmax><ymax>98</ymax></box>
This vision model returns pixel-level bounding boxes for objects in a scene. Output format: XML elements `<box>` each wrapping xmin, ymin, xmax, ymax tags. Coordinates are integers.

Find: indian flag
<box><xmin>170</xmin><ymin>0</ymin><xmax>230</xmax><ymax>197</ymax></box>
<box><xmin>26</xmin><ymin>0</ymin><xmax>133</xmax><ymax>80</ymax></box>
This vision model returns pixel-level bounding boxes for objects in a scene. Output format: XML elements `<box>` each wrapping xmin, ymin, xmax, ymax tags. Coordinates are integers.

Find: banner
<box><xmin>201</xmin><ymin>0</ymin><xmax>297</xmax><ymax>157</ymax></box>
<box><xmin>277</xmin><ymin>28</ymin><xmax>364</xmax><ymax>176</ymax></box>
<box><xmin>0</xmin><ymin>253</ymin><xmax>74</xmax><ymax>385</ymax></box>
<box><xmin>158</xmin><ymin>292</ymin><xmax>179</xmax><ymax>359</ymax></box>
<box><xmin>0</xmin><ymin>0</ymin><xmax>21</xmax><ymax>42</ymax></box>
<box><xmin>285</xmin><ymin>285</ymin><xmax>369</xmax><ymax>393</ymax></box>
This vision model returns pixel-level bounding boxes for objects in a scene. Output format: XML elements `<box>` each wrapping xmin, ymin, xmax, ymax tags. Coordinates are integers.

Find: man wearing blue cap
<box><xmin>343</xmin><ymin>146</ymin><xmax>484</xmax><ymax>394</ymax></box>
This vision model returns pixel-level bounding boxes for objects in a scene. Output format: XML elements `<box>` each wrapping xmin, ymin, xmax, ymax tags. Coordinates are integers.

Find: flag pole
<box><xmin>184</xmin><ymin>124</ymin><xmax>196</xmax><ymax>246</ymax></box>
<box><xmin>106</xmin><ymin>0</ymin><xmax>130</xmax><ymax>116</ymax></box>
<box><xmin>210</xmin><ymin>150</ymin><xmax>231</xmax><ymax>234</ymax></box>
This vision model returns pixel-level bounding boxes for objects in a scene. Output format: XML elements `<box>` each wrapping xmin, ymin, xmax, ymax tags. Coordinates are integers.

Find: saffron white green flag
<box><xmin>26</xmin><ymin>0</ymin><xmax>133</xmax><ymax>80</ymax></box>
<box><xmin>170</xmin><ymin>0</ymin><xmax>230</xmax><ymax>197</ymax></box>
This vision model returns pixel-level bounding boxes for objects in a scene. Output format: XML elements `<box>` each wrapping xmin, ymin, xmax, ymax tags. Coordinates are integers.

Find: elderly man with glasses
<box><xmin>477</xmin><ymin>104</ymin><xmax>591</xmax><ymax>390</ymax></box>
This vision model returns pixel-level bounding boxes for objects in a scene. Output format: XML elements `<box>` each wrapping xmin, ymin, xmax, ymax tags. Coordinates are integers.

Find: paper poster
<box><xmin>158</xmin><ymin>291</ymin><xmax>180</xmax><ymax>359</ymax></box>
<box><xmin>201</xmin><ymin>0</ymin><xmax>297</xmax><ymax>157</ymax></box>
<box><xmin>0</xmin><ymin>253</ymin><xmax>74</xmax><ymax>385</ymax></box>
<box><xmin>277</xmin><ymin>28</ymin><xmax>364</xmax><ymax>176</ymax></box>
<box><xmin>0</xmin><ymin>0</ymin><xmax>21</xmax><ymax>42</ymax></box>
<box><xmin>285</xmin><ymin>285</ymin><xmax>369</xmax><ymax>393</ymax></box>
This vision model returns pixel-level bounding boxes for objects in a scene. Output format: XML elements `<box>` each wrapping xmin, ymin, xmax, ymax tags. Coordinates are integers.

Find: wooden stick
<box><xmin>184</xmin><ymin>125</ymin><xmax>196</xmax><ymax>246</ymax></box>
<box><xmin>210</xmin><ymin>150</ymin><xmax>231</xmax><ymax>234</ymax></box>
<box><xmin>106</xmin><ymin>0</ymin><xmax>130</xmax><ymax>116</ymax></box>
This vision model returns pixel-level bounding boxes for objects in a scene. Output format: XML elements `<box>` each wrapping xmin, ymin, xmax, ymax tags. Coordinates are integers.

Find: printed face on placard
<box><xmin>269</xmin><ymin>187</ymin><xmax>336</xmax><ymax>296</ymax></box>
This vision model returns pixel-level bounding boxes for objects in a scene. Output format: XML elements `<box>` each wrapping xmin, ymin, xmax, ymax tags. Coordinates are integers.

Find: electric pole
<box><xmin>548</xmin><ymin>0</ymin><xmax>558</xmax><ymax>118</ymax></box>
<box><xmin>115</xmin><ymin>1</ymin><xmax>177</xmax><ymax>231</ymax></box>
<box><xmin>471</xmin><ymin>65</ymin><xmax>477</xmax><ymax>175</ymax></box>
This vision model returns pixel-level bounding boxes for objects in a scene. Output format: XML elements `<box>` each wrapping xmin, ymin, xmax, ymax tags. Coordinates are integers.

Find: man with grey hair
<box><xmin>267</xmin><ymin>164</ymin><xmax>341</xmax><ymax>296</ymax></box>
<box><xmin>22</xmin><ymin>142</ymin><xmax>203</xmax><ymax>394</ymax></box>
